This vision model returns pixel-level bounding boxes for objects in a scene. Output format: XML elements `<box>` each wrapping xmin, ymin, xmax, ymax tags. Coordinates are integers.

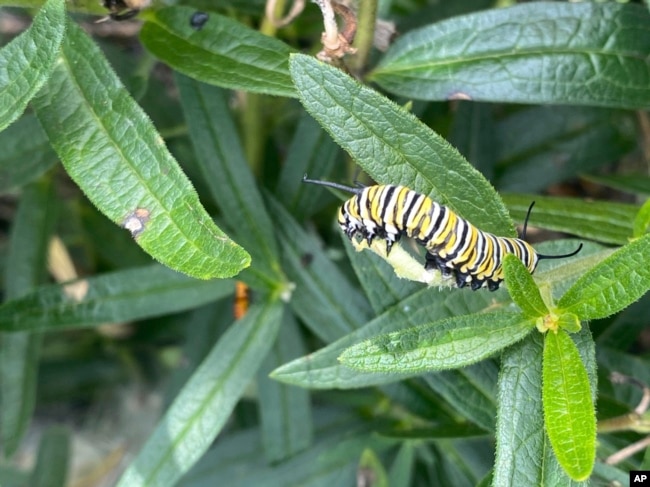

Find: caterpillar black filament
<box><xmin>303</xmin><ymin>176</ymin><xmax>582</xmax><ymax>291</ymax></box>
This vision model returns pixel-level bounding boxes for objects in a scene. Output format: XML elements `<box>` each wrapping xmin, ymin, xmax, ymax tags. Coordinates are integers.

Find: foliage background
<box><xmin>0</xmin><ymin>0</ymin><xmax>649</xmax><ymax>486</ymax></box>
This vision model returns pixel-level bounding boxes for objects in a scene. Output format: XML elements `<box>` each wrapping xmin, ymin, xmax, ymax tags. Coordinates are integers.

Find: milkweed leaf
<box><xmin>372</xmin><ymin>2</ymin><xmax>650</xmax><ymax>108</ymax></box>
<box><xmin>33</xmin><ymin>21</ymin><xmax>249</xmax><ymax>279</ymax></box>
<box><xmin>290</xmin><ymin>53</ymin><xmax>515</xmax><ymax>237</ymax></box>
<box><xmin>0</xmin><ymin>0</ymin><xmax>66</xmax><ymax>132</ymax></box>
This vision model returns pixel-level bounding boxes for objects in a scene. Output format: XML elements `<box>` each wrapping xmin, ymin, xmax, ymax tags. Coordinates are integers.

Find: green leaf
<box><xmin>176</xmin><ymin>74</ymin><xmax>283</xmax><ymax>288</ymax></box>
<box><xmin>31</xmin><ymin>426</ymin><xmax>69</xmax><ymax>487</ymax></box>
<box><xmin>0</xmin><ymin>114</ymin><xmax>58</xmax><ymax>192</ymax></box>
<box><xmin>448</xmin><ymin>101</ymin><xmax>496</xmax><ymax>180</ymax></box>
<box><xmin>339</xmin><ymin>311</ymin><xmax>535</xmax><ymax>373</ymax></box>
<box><xmin>1</xmin><ymin>178</ymin><xmax>56</xmax><ymax>456</ymax></box>
<box><xmin>557</xmin><ymin>313</ymin><xmax>581</xmax><ymax>333</ymax></box>
<box><xmin>387</xmin><ymin>442</ymin><xmax>415</xmax><ymax>487</ymax></box>
<box><xmin>271</xmin><ymin>288</ymin><xmax>456</xmax><ymax>389</ymax></box>
<box><xmin>140</xmin><ymin>6</ymin><xmax>295</xmax><ymax>97</ymax></box>
<box><xmin>543</xmin><ymin>330</ymin><xmax>596</xmax><ymax>481</ymax></box>
<box><xmin>358</xmin><ymin>449</ymin><xmax>389</xmax><ymax>487</ymax></box>
<box><xmin>275</xmin><ymin>113</ymin><xmax>340</xmax><ymax>219</ymax></box>
<box><xmin>495</xmin><ymin>107</ymin><xmax>635</xmax><ymax>192</ymax></box>
<box><xmin>116</xmin><ymin>299</ymin><xmax>282</xmax><ymax>487</ymax></box>
<box><xmin>503</xmin><ymin>194</ymin><xmax>637</xmax><ymax>246</ymax></box>
<box><xmin>184</xmin><ymin>422</ymin><xmax>391</xmax><ymax>487</ymax></box>
<box><xmin>494</xmin><ymin>333</ymin><xmax>577</xmax><ymax>486</ymax></box>
<box><xmin>581</xmin><ymin>172</ymin><xmax>650</xmax><ymax>196</ymax></box>
<box><xmin>558</xmin><ymin>233</ymin><xmax>650</xmax><ymax>320</ymax></box>
<box><xmin>596</xmin><ymin>295</ymin><xmax>650</xmax><ymax>350</ymax></box>
<box><xmin>290</xmin><ymin>53</ymin><xmax>514</xmax><ymax>237</ymax></box>
<box><xmin>494</xmin><ymin>334</ymin><xmax>545</xmax><ymax>485</ymax></box>
<box><xmin>423</xmin><ymin>362</ymin><xmax>498</xmax><ymax>432</ymax></box>
<box><xmin>32</xmin><ymin>21</ymin><xmax>250</xmax><ymax>280</ymax></box>
<box><xmin>267</xmin><ymin>196</ymin><xmax>372</xmax><ymax>342</ymax></box>
<box><xmin>272</xmin><ymin>287</ymin><xmax>508</xmax><ymax>389</ymax></box>
<box><xmin>633</xmin><ymin>198</ymin><xmax>650</xmax><ymax>238</ymax></box>
<box><xmin>371</xmin><ymin>2</ymin><xmax>650</xmax><ymax>109</ymax></box>
<box><xmin>503</xmin><ymin>254</ymin><xmax>548</xmax><ymax>318</ymax></box>
<box><xmin>0</xmin><ymin>265</ymin><xmax>234</xmax><ymax>333</ymax></box>
<box><xmin>257</xmin><ymin>311</ymin><xmax>312</xmax><ymax>463</ymax></box>
<box><xmin>0</xmin><ymin>0</ymin><xmax>66</xmax><ymax>132</ymax></box>
<box><xmin>163</xmin><ymin>302</ymin><xmax>232</xmax><ymax>405</ymax></box>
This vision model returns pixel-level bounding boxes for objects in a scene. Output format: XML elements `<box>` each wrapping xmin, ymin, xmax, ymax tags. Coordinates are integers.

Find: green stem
<box><xmin>350</xmin><ymin>0</ymin><xmax>378</xmax><ymax>75</ymax></box>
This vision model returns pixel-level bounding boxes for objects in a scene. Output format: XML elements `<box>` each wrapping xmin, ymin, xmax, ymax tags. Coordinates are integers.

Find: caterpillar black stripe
<box><xmin>303</xmin><ymin>176</ymin><xmax>582</xmax><ymax>291</ymax></box>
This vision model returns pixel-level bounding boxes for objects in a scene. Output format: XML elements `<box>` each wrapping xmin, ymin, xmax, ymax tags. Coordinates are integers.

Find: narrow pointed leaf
<box><xmin>494</xmin><ymin>334</ymin><xmax>545</xmax><ymax>485</ymax></box>
<box><xmin>387</xmin><ymin>442</ymin><xmax>415</xmax><ymax>487</ymax></box>
<box><xmin>176</xmin><ymin>75</ymin><xmax>283</xmax><ymax>288</ymax></box>
<box><xmin>558</xmin><ymin>313</ymin><xmax>581</xmax><ymax>333</ymax></box>
<box><xmin>290</xmin><ymin>53</ymin><xmax>514</xmax><ymax>236</ymax></box>
<box><xmin>184</xmin><ymin>424</ymin><xmax>391</xmax><ymax>487</ymax></box>
<box><xmin>33</xmin><ymin>21</ymin><xmax>249</xmax><ymax>280</ymax></box>
<box><xmin>494</xmin><ymin>333</ymin><xmax>578</xmax><ymax>486</ymax></box>
<box><xmin>272</xmin><ymin>287</ymin><xmax>508</xmax><ymax>389</ymax></box>
<box><xmin>116</xmin><ymin>299</ymin><xmax>282</xmax><ymax>487</ymax></box>
<box><xmin>339</xmin><ymin>312</ymin><xmax>535</xmax><ymax>373</ymax></box>
<box><xmin>271</xmin><ymin>287</ymin><xmax>455</xmax><ymax>389</ymax></box>
<box><xmin>448</xmin><ymin>101</ymin><xmax>496</xmax><ymax>180</ymax></box>
<box><xmin>0</xmin><ymin>265</ymin><xmax>234</xmax><ymax>333</ymax></box>
<box><xmin>29</xmin><ymin>426</ymin><xmax>71</xmax><ymax>487</ymax></box>
<box><xmin>423</xmin><ymin>362</ymin><xmax>498</xmax><ymax>432</ymax></box>
<box><xmin>0</xmin><ymin>114</ymin><xmax>57</xmax><ymax>192</ymax></box>
<box><xmin>503</xmin><ymin>194</ymin><xmax>637</xmax><ymax>246</ymax></box>
<box><xmin>581</xmin><ymin>173</ymin><xmax>650</xmax><ymax>196</ymax></box>
<box><xmin>257</xmin><ymin>312</ymin><xmax>312</xmax><ymax>463</ymax></box>
<box><xmin>558</xmin><ymin>233</ymin><xmax>650</xmax><ymax>320</ymax></box>
<box><xmin>140</xmin><ymin>6</ymin><xmax>295</xmax><ymax>97</ymax></box>
<box><xmin>503</xmin><ymin>254</ymin><xmax>548</xmax><ymax>318</ymax></box>
<box><xmin>31</xmin><ymin>426</ymin><xmax>69</xmax><ymax>487</ymax></box>
<box><xmin>276</xmin><ymin>113</ymin><xmax>340</xmax><ymax>219</ymax></box>
<box><xmin>0</xmin><ymin>0</ymin><xmax>66</xmax><ymax>131</ymax></box>
<box><xmin>543</xmin><ymin>330</ymin><xmax>596</xmax><ymax>481</ymax></box>
<box><xmin>633</xmin><ymin>198</ymin><xmax>650</xmax><ymax>238</ymax></box>
<box><xmin>267</xmin><ymin>196</ymin><xmax>372</xmax><ymax>342</ymax></box>
<box><xmin>1</xmin><ymin>179</ymin><xmax>56</xmax><ymax>456</ymax></box>
<box><xmin>496</xmin><ymin>107</ymin><xmax>635</xmax><ymax>192</ymax></box>
<box><xmin>371</xmin><ymin>2</ymin><xmax>650</xmax><ymax>109</ymax></box>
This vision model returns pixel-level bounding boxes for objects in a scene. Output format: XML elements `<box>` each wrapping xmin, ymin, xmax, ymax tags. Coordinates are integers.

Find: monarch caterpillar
<box><xmin>303</xmin><ymin>176</ymin><xmax>582</xmax><ymax>291</ymax></box>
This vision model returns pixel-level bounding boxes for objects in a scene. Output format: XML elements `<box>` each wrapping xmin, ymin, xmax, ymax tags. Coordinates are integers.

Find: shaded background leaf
<box><xmin>372</xmin><ymin>2</ymin><xmax>650</xmax><ymax>108</ymax></box>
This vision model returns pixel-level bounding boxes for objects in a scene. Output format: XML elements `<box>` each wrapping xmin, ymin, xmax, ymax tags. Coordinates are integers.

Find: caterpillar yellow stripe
<box><xmin>304</xmin><ymin>176</ymin><xmax>582</xmax><ymax>291</ymax></box>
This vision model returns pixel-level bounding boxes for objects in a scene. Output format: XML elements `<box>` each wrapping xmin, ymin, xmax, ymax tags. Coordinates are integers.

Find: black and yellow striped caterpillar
<box><xmin>304</xmin><ymin>176</ymin><xmax>582</xmax><ymax>291</ymax></box>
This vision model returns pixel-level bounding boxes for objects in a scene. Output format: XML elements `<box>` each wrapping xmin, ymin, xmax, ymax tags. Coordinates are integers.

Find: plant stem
<box><xmin>350</xmin><ymin>0</ymin><xmax>378</xmax><ymax>74</ymax></box>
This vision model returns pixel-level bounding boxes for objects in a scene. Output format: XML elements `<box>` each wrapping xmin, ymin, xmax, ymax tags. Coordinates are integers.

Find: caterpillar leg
<box><xmin>455</xmin><ymin>272</ymin><xmax>470</xmax><ymax>289</ymax></box>
<box><xmin>487</xmin><ymin>280</ymin><xmax>501</xmax><ymax>292</ymax></box>
<box><xmin>424</xmin><ymin>253</ymin><xmax>452</xmax><ymax>277</ymax></box>
<box><xmin>470</xmin><ymin>279</ymin><xmax>485</xmax><ymax>291</ymax></box>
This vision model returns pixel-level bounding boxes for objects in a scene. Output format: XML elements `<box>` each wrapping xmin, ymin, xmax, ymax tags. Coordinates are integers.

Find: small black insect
<box><xmin>190</xmin><ymin>11</ymin><xmax>209</xmax><ymax>30</ymax></box>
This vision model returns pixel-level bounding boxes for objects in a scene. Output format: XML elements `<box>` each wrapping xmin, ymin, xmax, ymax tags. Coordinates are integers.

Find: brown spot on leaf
<box><xmin>122</xmin><ymin>208</ymin><xmax>151</xmax><ymax>238</ymax></box>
